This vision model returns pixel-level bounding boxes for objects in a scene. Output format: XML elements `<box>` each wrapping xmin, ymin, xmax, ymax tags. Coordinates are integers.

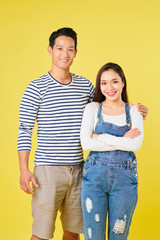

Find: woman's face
<box><xmin>100</xmin><ymin>69</ymin><xmax>124</xmax><ymax>102</ymax></box>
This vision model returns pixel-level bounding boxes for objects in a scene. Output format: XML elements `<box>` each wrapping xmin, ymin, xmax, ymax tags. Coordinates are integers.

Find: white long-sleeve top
<box><xmin>80</xmin><ymin>102</ymin><xmax>143</xmax><ymax>152</ymax></box>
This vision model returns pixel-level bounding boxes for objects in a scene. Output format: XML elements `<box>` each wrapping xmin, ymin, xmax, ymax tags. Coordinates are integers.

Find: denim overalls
<box><xmin>81</xmin><ymin>102</ymin><xmax>138</xmax><ymax>240</ymax></box>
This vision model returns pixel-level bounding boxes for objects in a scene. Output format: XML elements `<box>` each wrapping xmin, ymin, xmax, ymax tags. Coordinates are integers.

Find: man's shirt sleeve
<box><xmin>17</xmin><ymin>82</ymin><xmax>41</xmax><ymax>152</ymax></box>
<box><xmin>88</xmin><ymin>81</ymin><xmax>95</xmax><ymax>102</ymax></box>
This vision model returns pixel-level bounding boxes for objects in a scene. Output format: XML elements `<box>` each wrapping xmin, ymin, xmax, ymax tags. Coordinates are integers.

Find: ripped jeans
<box><xmin>81</xmin><ymin>155</ymin><xmax>138</xmax><ymax>240</ymax></box>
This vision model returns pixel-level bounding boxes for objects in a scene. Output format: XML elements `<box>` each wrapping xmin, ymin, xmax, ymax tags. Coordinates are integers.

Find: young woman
<box><xmin>80</xmin><ymin>62</ymin><xmax>143</xmax><ymax>240</ymax></box>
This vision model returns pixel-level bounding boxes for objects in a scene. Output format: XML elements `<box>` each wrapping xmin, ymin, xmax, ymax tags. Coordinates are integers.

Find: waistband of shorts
<box><xmin>34</xmin><ymin>163</ymin><xmax>83</xmax><ymax>170</ymax></box>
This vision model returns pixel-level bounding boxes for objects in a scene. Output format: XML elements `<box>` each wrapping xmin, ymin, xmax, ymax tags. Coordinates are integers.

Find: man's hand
<box><xmin>137</xmin><ymin>103</ymin><xmax>148</xmax><ymax>120</ymax></box>
<box><xmin>123</xmin><ymin>128</ymin><xmax>141</xmax><ymax>139</ymax></box>
<box><xmin>91</xmin><ymin>133</ymin><xmax>99</xmax><ymax>139</ymax></box>
<box><xmin>20</xmin><ymin>169</ymin><xmax>38</xmax><ymax>194</ymax></box>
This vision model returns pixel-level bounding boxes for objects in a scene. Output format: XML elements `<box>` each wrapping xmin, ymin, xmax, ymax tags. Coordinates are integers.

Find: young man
<box><xmin>18</xmin><ymin>27</ymin><xmax>148</xmax><ymax>240</ymax></box>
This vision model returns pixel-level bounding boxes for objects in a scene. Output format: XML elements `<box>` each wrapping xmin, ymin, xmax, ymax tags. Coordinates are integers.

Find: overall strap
<box><xmin>125</xmin><ymin>102</ymin><xmax>131</xmax><ymax>128</ymax></box>
<box><xmin>97</xmin><ymin>102</ymin><xmax>103</xmax><ymax>120</ymax></box>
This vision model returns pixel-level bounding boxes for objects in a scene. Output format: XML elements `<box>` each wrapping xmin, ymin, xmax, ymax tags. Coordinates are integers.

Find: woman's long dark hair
<box><xmin>93</xmin><ymin>62</ymin><xmax>129</xmax><ymax>103</ymax></box>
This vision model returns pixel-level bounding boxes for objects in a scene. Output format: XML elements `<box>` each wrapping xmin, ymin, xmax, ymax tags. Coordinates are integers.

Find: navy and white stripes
<box><xmin>18</xmin><ymin>72</ymin><xmax>94</xmax><ymax>165</ymax></box>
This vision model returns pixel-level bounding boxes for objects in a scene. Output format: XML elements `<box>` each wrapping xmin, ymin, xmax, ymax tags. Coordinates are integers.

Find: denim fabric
<box><xmin>81</xmin><ymin>102</ymin><xmax>138</xmax><ymax>240</ymax></box>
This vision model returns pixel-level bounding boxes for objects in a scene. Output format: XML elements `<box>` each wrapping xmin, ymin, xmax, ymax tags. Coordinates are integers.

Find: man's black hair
<box><xmin>49</xmin><ymin>27</ymin><xmax>77</xmax><ymax>49</ymax></box>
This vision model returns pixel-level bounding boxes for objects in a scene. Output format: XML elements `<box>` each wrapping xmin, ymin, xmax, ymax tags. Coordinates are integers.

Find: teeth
<box><xmin>107</xmin><ymin>92</ymin><xmax>116</xmax><ymax>96</ymax></box>
<box><xmin>60</xmin><ymin>59</ymin><xmax>68</xmax><ymax>62</ymax></box>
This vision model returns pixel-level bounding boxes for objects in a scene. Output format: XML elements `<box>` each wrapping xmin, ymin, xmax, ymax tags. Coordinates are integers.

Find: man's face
<box><xmin>48</xmin><ymin>35</ymin><xmax>77</xmax><ymax>71</ymax></box>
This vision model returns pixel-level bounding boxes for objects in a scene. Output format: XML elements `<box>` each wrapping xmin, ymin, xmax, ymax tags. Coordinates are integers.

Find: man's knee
<box><xmin>63</xmin><ymin>230</ymin><xmax>80</xmax><ymax>240</ymax></box>
<box><xmin>31</xmin><ymin>235</ymin><xmax>48</xmax><ymax>240</ymax></box>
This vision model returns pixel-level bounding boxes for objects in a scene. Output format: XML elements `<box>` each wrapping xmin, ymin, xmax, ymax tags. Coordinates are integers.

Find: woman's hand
<box><xmin>91</xmin><ymin>133</ymin><xmax>99</xmax><ymax>140</ymax></box>
<box><xmin>123</xmin><ymin>128</ymin><xmax>141</xmax><ymax>139</ymax></box>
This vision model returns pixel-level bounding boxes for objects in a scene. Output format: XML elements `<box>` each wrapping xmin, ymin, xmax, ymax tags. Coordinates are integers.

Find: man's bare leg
<box><xmin>30</xmin><ymin>231</ymin><xmax>80</xmax><ymax>240</ymax></box>
<box><xmin>31</xmin><ymin>235</ymin><xmax>48</xmax><ymax>240</ymax></box>
<box><xmin>63</xmin><ymin>230</ymin><xmax>80</xmax><ymax>240</ymax></box>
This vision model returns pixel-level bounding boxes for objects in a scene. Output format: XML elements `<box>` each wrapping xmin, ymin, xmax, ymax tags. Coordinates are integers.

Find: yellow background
<box><xmin>1</xmin><ymin>0</ymin><xmax>160</xmax><ymax>239</ymax></box>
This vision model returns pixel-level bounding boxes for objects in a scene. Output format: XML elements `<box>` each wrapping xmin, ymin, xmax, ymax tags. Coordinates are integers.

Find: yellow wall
<box><xmin>1</xmin><ymin>0</ymin><xmax>160</xmax><ymax>239</ymax></box>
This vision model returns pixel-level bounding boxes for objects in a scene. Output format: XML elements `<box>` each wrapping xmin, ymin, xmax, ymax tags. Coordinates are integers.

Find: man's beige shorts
<box><xmin>32</xmin><ymin>164</ymin><xmax>83</xmax><ymax>239</ymax></box>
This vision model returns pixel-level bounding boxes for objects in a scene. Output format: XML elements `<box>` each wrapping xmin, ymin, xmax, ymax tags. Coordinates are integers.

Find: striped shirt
<box><xmin>18</xmin><ymin>72</ymin><xmax>94</xmax><ymax>165</ymax></box>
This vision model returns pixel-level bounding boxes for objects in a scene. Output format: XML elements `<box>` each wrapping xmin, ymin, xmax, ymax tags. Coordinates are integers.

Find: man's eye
<box><xmin>69</xmin><ymin>49</ymin><xmax>74</xmax><ymax>51</ymax></box>
<box><xmin>58</xmin><ymin>48</ymin><xmax>62</xmax><ymax>50</ymax></box>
